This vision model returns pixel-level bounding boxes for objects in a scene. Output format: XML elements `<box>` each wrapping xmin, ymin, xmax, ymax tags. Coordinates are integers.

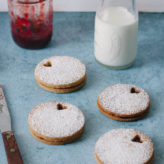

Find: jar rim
<box><xmin>8</xmin><ymin>0</ymin><xmax>48</xmax><ymax>5</ymax></box>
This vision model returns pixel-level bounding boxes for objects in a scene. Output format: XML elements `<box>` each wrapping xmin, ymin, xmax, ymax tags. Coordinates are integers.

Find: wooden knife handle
<box><xmin>2</xmin><ymin>131</ymin><xmax>23</xmax><ymax>164</ymax></box>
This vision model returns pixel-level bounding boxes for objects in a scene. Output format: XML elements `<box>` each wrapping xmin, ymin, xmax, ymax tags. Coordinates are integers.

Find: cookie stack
<box><xmin>34</xmin><ymin>56</ymin><xmax>87</xmax><ymax>93</ymax></box>
<box><xmin>95</xmin><ymin>129</ymin><xmax>154</xmax><ymax>164</ymax></box>
<box><xmin>28</xmin><ymin>101</ymin><xmax>85</xmax><ymax>145</ymax></box>
<box><xmin>97</xmin><ymin>84</ymin><xmax>150</xmax><ymax>121</ymax></box>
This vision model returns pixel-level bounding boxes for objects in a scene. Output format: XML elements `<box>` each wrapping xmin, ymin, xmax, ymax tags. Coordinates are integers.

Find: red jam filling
<box><xmin>11</xmin><ymin>13</ymin><xmax>53</xmax><ymax>49</ymax></box>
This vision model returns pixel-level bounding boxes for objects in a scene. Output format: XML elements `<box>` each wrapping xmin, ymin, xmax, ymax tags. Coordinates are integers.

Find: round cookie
<box><xmin>97</xmin><ymin>84</ymin><xmax>150</xmax><ymax>121</ymax></box>
<box><xmin>34</xmin><ymin>56</ymin><xmax>86</xmax><ymax>93</ymax></box>
<box><xmin>95</xmin><ymin>129</ymin><xmax>154</xmax><ymax>164</ymax></box>
<box><xmin>28</xmin><ymin>101</ymin><xmax>85</xmax><ymax>145</ymax></box>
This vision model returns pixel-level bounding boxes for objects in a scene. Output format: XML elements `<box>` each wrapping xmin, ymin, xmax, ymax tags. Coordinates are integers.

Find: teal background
<box><xmin>0</xmin><ymin>12</ymin><xmax>163</xmax><ymax>163</ymax></box>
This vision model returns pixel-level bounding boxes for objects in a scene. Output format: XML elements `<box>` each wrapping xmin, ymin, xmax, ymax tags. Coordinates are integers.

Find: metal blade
<box><xmin>0</xmin><ymin>85</ymin><xmax>11</xmax><ymax>132</ymax></box>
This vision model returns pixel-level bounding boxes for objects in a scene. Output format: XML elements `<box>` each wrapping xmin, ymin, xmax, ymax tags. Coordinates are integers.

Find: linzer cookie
<box><xmin>97</xmin><ymin>84</ymin><xmax>150</xmax><ymax>121</ymax></box>
<box><xmin>28</xmin><ymin>101</ymin><xmax>85</xmax><ymax>145</ymax></box>
<box><xmin>34</xmin><ymin>56</ymin><xmax>87</xmax><ymax>93</ymax></box>
<box><xmin>95</xmin><ymin>129</ymin><xmax>154</xmax><ymax>164</ymax></box>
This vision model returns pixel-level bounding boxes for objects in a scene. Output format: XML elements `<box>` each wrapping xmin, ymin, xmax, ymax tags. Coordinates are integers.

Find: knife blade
<box><xmin>0</xmin><ymin>86</ymin><xmax>11</xmax><ymax>132</ymax></box>
<box><xmin>0</xmin><ymin>85</ymin><xmax>23</xmax><ymax>164</ymax></box>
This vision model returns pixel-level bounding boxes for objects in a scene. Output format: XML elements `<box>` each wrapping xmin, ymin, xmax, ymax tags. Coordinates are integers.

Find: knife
<box><xmin>0</xmin><ymin>85</ymin><xmax>23</xmax><ymax>164</ymax></box>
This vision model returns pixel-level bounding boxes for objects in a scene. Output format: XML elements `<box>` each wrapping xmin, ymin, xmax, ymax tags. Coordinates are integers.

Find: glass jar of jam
<box><xmin>8</xmin><ymin>0</ymin><xmax>53</xmax><ymax>49</ymax></box>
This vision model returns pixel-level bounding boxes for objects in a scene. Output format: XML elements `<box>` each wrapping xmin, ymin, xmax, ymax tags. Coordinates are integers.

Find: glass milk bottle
<box><xmin>94</xmin><ymin>0</ymin><xmax>138</xmax><ymax>69</ymax></box>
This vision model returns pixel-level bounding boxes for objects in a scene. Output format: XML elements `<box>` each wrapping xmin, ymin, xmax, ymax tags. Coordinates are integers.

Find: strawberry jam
<box><xmin>8</xmin><ymin>0</ymin><xmax>53</xmax><ymax>49</ymax></box>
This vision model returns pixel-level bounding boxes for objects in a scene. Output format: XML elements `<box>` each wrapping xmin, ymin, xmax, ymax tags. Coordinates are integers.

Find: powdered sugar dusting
<box><xmin>98</xmin><ymin>84</ymin><xmax>150</xmax><ymax>115</ymax></box>
<box><xmin>95</xmin><ymin>129</ymin><xmax>154</xmax><ymax>164</ymax></box>
<box><xmin>35</xmin><ymin>56</ymin><xmax>86</xmax><ymax>85</ymax></box>
<box><xmin>28</xmin><ymin>102</ymin><xmax>85</xmax><ymax>138</ymax></box>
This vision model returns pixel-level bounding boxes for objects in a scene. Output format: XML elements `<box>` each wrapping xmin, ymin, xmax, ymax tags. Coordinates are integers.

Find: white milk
<box><xmin>94</xmin><ymin>7</ymin><xmax>138</xmax><ymax>68</ymax></box>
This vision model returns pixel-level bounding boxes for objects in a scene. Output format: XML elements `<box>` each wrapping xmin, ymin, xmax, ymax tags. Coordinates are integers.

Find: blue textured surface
<box><xmin>0</xmin><ymin>12</ymin><xmax>164</xmax><ymax>164</ymax></box>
